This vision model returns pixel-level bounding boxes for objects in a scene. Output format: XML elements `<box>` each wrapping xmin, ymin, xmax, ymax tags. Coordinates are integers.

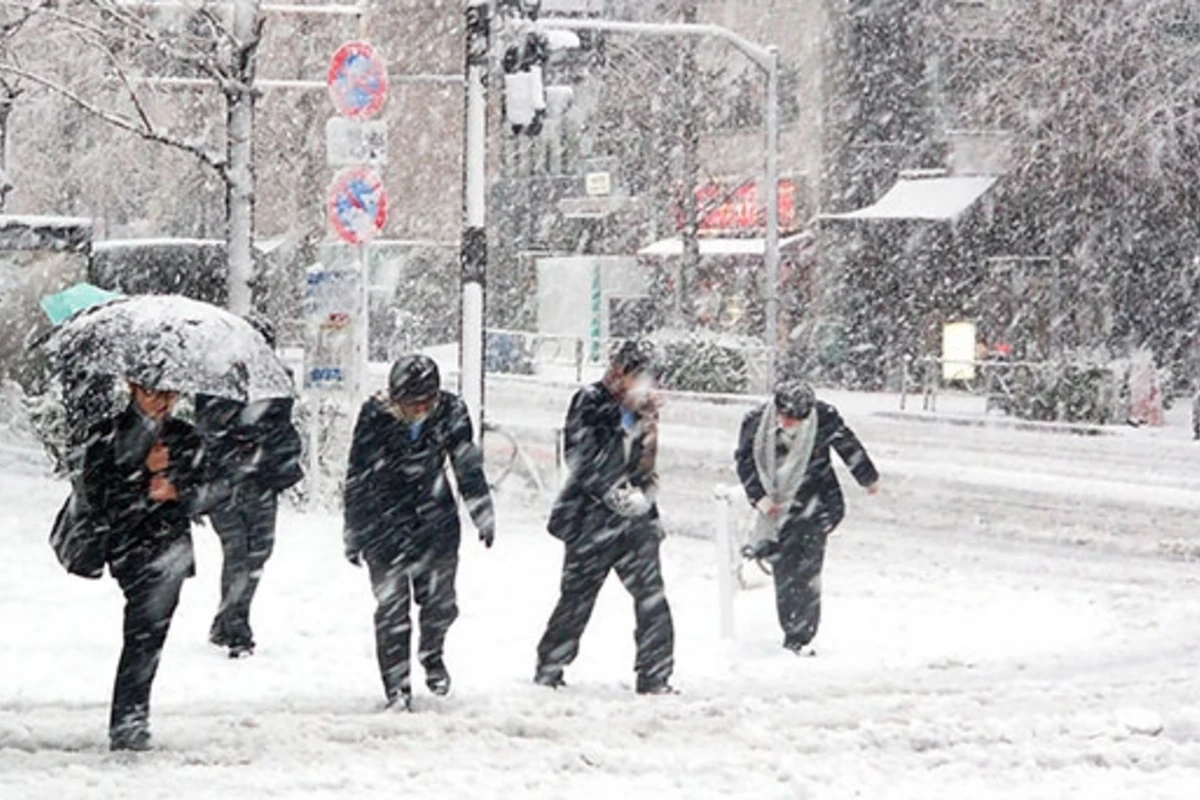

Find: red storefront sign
<box><xmin>680</xmin><ymin>179</ymin><xmax>800</xmax><ymax>234</ymax></box>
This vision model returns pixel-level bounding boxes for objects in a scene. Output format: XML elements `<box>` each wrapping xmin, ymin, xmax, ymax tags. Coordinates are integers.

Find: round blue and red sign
<box><xmin>327</xmin><ymin>166</ymin><xmax>388</xmax><ymax>245</ymax></box>
<box><xmin>327</xmin><ymin>41</ymin><xmax>388</xmax><ymax>120</ymax></box>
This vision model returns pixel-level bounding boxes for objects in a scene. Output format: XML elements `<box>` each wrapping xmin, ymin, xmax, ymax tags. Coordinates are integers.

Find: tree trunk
<box><xmin>0</xmin><ymin>91</ymin><xmax>14</xmax><ymax>212</ymax></box>
<box><xmin>226</xmin><ymin>0</ymin><xmax>260</xmax><ymax>316</ymax></box>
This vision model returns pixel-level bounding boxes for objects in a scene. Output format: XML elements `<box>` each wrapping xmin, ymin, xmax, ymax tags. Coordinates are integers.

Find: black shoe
<box><xmin>208</xmin><ymin>627</ymin><xmax>230</xmax><ymax>648</ymax></box>
<box><xmin>635</xmin><ymin>677</ymin><xmax>678</xmax><ymax>695</ymax></box>
<box><xmin>783</xmin><ymin>638</ymin><xmax>816</xmax><ymax>656</ymax></box>
<box><xmin>228</xmin><ymin>641</ymin><xmax>255</xmax><ymax>659</ymax></box>
<box><xmin>424</xmin><ymin>657</ymin><xmax>451</xmax><ymax>696</ymax></box>
<box><xmin>534</xmin><ymin>666</ymin><xmax>566</xmax><ymax>689</ymax></box>
<box><xmin>385</xmin><ymin>691</ymin><xmax>413</xmax><ymax>712</ymax></box>
<box><xmin>110</xmin><ymin>727</ymin><xmax>151</xmax><ymax>752</ymax></box>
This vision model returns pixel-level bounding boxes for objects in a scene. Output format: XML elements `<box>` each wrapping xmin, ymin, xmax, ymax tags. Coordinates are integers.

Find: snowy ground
<box><xmin>4</xmin><ymin>390</ymin><xmax>1200</xmax><ymax>798</ymax></box>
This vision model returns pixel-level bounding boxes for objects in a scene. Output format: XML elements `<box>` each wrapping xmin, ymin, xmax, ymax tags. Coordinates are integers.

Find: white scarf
<box><xmin>751</xmin><ymin>402</ymin><xmax>818</xmax><ymax>542</ymax></box>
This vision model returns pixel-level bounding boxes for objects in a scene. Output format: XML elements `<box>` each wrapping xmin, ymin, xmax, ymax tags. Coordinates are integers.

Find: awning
<box><xmin>638</xmin><ymin>231</ymin><xmax>813</xmax><ymax>258</ymax></box>
<box><xmin>821</xmin><ymin>175</ymin><xmax>998</xmax><ymax>222</ymax></box>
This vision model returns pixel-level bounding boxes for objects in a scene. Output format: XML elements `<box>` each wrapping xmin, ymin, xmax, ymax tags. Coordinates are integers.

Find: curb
<box><xmin>873</xmin><ymin>410</ymin><xmax>1113</xmax><ymax>437</ymax></box>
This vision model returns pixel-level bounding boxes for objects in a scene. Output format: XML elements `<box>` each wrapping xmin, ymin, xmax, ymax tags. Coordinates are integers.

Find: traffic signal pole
<box><xmin>538</xmin><ymin>15</ymin><xmax>781</xmax><ymax>395</ymax></box>
<box><xmin>460</xmin><ymin>6</ymin><xmax>780</xmax><ymax>459</ymax></box>
<box><xmin>461</xmin><ymin>0</ymin><xmax>491</xmax><ymax>442</ymax></box>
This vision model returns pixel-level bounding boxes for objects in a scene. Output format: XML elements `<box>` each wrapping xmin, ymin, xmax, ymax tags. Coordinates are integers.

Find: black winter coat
<box><xmin>735</xmin><ymin>401</ymin><xmax>878</xmax><ymax>537</ymax></box>
<box><xmin>343</xmin><ymin>391</ymin><xmax>494</xmax><ymax>562</ymax></box>
<box><xmin>195</xmin><ymin>394</ymin><xmax>304</xmax><ymax>499</ymax></box>
<box><xmin>80</xmin><ymin>405</ymin><xmax>204</xmax><ymax>580</ymax></box>
<box><xmin>547</xmin><ymin>381</ymin><xmax>660</xmax><ymax>543</ymax></box>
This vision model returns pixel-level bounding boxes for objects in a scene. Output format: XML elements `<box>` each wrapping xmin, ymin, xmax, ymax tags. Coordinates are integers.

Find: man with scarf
<box><xmin>735</xmin><ymin>380</ymin><xmax>879</xmax><ymax>654</ymax></box>
<box><xmin>343</xmin><ymin>354</ymin><xmax>495</xmax><ymax>711</ymax></box>
<box><xmin>535</xmin><ymin>340</ymin><xmax>676</xmax><ymax>695</ymax></box>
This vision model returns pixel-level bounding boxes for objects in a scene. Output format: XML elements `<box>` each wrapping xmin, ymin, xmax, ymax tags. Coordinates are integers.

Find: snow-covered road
<box><xmin>3</xmin><ymin>393</ymin><xmax>1200</xmax><ymax>799</ymax></box>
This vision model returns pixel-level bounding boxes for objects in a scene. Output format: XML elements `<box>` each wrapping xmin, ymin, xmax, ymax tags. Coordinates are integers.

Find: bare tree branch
<box><xmin>0</xmin><ymin>61</ymin><xmax>226</xmax><ymax>173</ymax></box>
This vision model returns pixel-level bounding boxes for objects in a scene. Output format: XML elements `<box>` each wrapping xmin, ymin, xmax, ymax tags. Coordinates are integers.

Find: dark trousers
<box><xmin>110</xmin><ymin>549</ymin><xmax>187</xmax><ymax>739</ymax></box>
<box><xmin>210</xmin><ymin>489</ymin><xmax>277</xmax><ymax>646</ymax></box>
<box><xmin>773</xmin><ymin>523</ymin><xmax>828</xmax><ymax>648</ymax></box>
<box><xmin>537</xmin><ymin>522</ymin><xmax>674</xmax><ymax>682</ymax></box>
<box><xmin>367</xmin><ymin>550</ymin><xmax>459</xmax><ymax>701</ymax></box>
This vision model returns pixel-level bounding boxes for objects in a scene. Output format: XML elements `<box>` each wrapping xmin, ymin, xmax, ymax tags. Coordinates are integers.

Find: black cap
<box><xmin>611</xmin><ymin>339</ymin><xmax>658</xmax><ymax>376</ymax></box>
<box><xmin>774</xmin><ymin>380</ymin><xmax>815</xmax><ymax>419</ymax></box>
<box><xmin>388</xmin><ymin>354</ymin><xmax>440</xmax><ymax>403</ymax></box>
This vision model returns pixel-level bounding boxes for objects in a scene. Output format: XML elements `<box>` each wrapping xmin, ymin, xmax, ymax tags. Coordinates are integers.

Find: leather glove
<box><xmin>479</xmin><ymin>525</ymin><xmax>495</xmax><ymax>549</ymax></box>
<box><xmin>604</xmin><ymin>484</ymin><xmax>652</xmax><ymax>519</ymax></box>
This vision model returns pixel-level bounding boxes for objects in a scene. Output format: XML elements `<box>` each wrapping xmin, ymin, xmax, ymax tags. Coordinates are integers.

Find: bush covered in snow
<box><xmin>651</xmin><ymin>331</ymin><xmax>756</xmax><ymax>395</ymax></box>
<box><xmin>996</xmin><ymin>362</ymin><xmax>1119</xmax><ymax>425</ymax></box>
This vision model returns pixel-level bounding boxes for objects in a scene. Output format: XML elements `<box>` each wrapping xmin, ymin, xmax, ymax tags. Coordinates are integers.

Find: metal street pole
<box><xmin>537</xmin><ymin>15</ymin><xmax>781</xmax><ymax>393</ymax></box>
<box><xmin>461</xmin><ymin>0</ymin><xmax>491</xmax><ymax>443</ymax></box>
<box><xmin>764</xmin><ymin>45</ymin><xmax>780</xmax><ymax>394</ymax></box>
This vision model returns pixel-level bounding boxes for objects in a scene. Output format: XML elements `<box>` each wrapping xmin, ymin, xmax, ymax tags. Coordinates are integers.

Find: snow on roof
<box><xmin>94</xmin><ymin>238</ymin><xmax>223</xmax><ymax>250</ymax></box>
<box><xmin>638</xmin><ymin>232</ymin><xmax>813</xmax><ymax>258</ymax></box>
<box><xmin>0</xmin><ymin>214</ymin><xmax>92</xmax><ymax>230</ymax></box>
<box><xmin>822</xmin><ymin>175</ymin><xmax>998</xmax><ymax>222</ymax></box>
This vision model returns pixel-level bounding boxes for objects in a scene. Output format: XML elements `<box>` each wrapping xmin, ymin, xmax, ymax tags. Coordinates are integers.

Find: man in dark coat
<box><xmin>535</xmin><ymin>341</ymin><xmax>676</xmax><ymax>695</ymax></box>
<box><xmin>196</xmin><ymin>393</ymin><xmax>303</xmax><ymax>658</ymax></box>
<box><xmin>343</xmin><ymin>354</ymin><xmax>495</xmax><ymax>710</ymax></box>
<box><xmin>735</xmin><ymin>380</ymin><xmax>879</xmax><ymax>654</ymax></box>
<box><xmin>79</xmin><ymin>375</ymin><xmax>204</xmax><ymax>751</ymax></box>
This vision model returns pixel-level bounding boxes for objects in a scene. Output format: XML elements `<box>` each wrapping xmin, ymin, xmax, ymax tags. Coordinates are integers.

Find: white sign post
<box><xmin>304</xmin><ymin>41</ymin><xmax>388</xmax><ymax>507</ymax></box>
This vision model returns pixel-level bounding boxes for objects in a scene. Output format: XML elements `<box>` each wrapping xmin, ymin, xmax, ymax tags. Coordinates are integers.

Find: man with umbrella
<box><xmin>41</xmin><ymin>291</ymin><xmax>299</xmax><ymax>747</ymax></box>
<box><xmin>78</xmin><ymin>363</ymin><xmax>204</xmax><ymax>751</ymax></box>
<box><xmin>343</xmin><ymin>354</ymin><xmax>496</xmax><ymax>711</ymax></box>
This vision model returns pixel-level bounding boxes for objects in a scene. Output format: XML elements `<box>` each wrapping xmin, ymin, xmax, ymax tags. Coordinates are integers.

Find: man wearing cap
<box><xmin>78</xmin><ymin>372</ymin><xmax>204</xmax><ymax>750</ymax></box>
<box><xmin>734</xmin><ymin>381</ymin><xmax>879</xmax><ymax>655</ymax></box>
<box><xmin>535</xmin><ymin>340</ymin><xmax>676</xmax><ymax>695</ymax></box>
<box><xmin>343</xmin><ymin>354</ymin><xmax>495</xmax><ymax>711</ymax></box>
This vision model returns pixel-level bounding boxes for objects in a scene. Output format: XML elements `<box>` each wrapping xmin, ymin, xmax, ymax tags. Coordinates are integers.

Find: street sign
<box><xmin>303</xmin><ymin>265</ymin><xmax>360</xmax><ymax>389</ymax></box>
<box><xmin>327</xmin><ymin>41</ymin><xmax>389</xmax><ymax>120</ymax></box>
<box><xmin>327</xmin><ymin>167</ymin><xmax>388</xmax><ymax>245</ymax></box>
<box><xmin>584</xmin><ymin>171</ymin><xmax>611</xmax><ymax>196</ymax></box>
<box><xmin>325</xmin><ymin>118</ymin><xmax>388</xmax><ymax>166</ymax></box>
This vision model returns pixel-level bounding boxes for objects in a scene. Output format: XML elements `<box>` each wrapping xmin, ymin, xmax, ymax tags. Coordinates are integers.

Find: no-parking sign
<box><xmin>327</xmin><ymin>166</ymin><xmax>388</xmax><ymax>245</ymax></box>
<box><xmin>327</xmin><ymin>41</ymin><xmax>388</xmax><ymax>120</ymax></box>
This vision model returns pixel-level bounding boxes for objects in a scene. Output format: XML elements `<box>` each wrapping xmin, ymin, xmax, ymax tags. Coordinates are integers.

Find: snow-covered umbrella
<box><xmin>38</xmin><ymin>294</ymin><xmax>294</xmax><ymax>403</ymax></box>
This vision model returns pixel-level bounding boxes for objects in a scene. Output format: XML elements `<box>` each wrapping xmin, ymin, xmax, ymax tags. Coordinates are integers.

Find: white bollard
<box><xmin>713</xmin><ymin>484</ymin><xmax>737</xmax><ymax>640</ymax></box>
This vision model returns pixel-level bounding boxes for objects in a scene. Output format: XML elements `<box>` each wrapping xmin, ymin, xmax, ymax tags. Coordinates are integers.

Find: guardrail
<box><xmin>484</xmin><ymin>328</ymin><xmax>772</xmax><ymax>393</ymax></box>
<box><xmin>898</xmin><ymin>355</ymin><xmax>1083</xmax><ymax>414</ymax></box>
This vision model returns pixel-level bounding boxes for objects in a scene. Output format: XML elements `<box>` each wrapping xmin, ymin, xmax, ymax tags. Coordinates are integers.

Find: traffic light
<box><xmin>502</xmin><ymin>26</ymin><xmax>579</xmax><ymax>137</ymax></box>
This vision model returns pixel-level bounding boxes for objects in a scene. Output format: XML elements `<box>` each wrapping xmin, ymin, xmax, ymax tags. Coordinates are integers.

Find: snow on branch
<box><xmin>0</xmin><ymin>61</ymin><xmax>226</xmax><ymax>173</ymax></box>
